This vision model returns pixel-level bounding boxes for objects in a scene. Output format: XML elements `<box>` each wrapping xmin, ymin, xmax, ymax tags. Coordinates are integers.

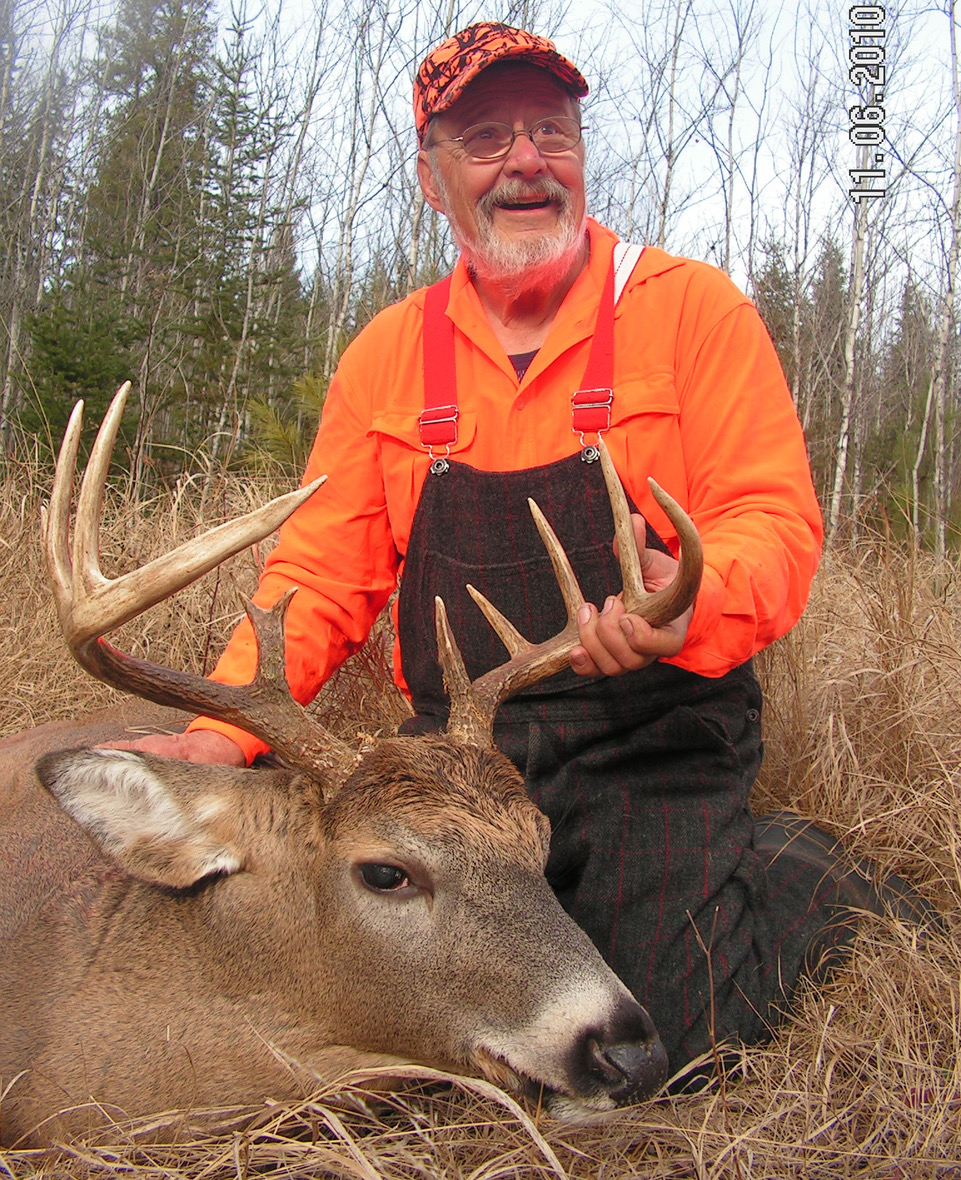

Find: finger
<box><xmin>617</xmin><ymin>612</ymin><xmax>686</xmax><ymax>659</ymax></box>
<box><xmin>97</xmin><ymin>731</ymin><xmax>244</xmax><ymax>765</ymax></box>
<box><xmin>570</xmin><ymin>603</ymin><xmax>605</xmax><ymax>676</ymax></box>
<box><xmin>592</xmin><ymin>597</ymin><xmax>660</xmax><ymax>669</ymax></box>
<box><xmin>569</xmin><ymin>642</ymin><xmax>602</xmax><ymax>677</ymax></box>
<box><xmin>574</xmin><ymin>598</ymin><xmax>653</xmax><ymax>676</ymax></box>
<box><xmin>98</xmin><ymin>734</ymin><xmax>183</xmax><ymax>755</ymax></box>
<box><xmin>638</xmin><ymin>546</ymin><xmax>681</xmax><ymax>589</ymax></box>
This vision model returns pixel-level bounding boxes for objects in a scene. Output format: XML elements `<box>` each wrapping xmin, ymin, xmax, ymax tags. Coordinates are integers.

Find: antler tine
<box><xmin>434</xmin><ymin>596</ymin><xmax>489</xmax><ymax>747</ymax></box>
<box><xmin>464</xmin><ymin>500</ymin><xmax>586</xmax><ymax>657</ymax></box>
<box><xmin>80</xmin><ymin>590</ymin><xmax>358</xmax><ymax>789</ymax></box>
<box><xmin>75</xmin><ymin>380</ymin><xmax>129</xmax><ymax>592</ymax></box>
<box><xmin>44</xmin><ymin>398</ymin><xmax>85</xmax><ymax>599</ymax></box>
<box><xmin>465</xmin><ymin>585</ymin><xmax>531</xmax><ymax>658</ymax></box>
<box><xmin>528</xmin><ymin>498</ymin><xmax>588</xmax><ymax>621</ymax></box>
<box><xmin>44</xmin><ymin>385</ymin><xmax>326</xmax><ymax>650</ymax></box>
<box><xmin>444</xmin><ymin>439</ymin><xmax>703</xmax><ymax>747</ymax></box>
<box><xmin>44</xmin><ymin>385</ymin><xmax>360</xmax><ymax>790</ymax></box>
<box><xmin>638</xmin><ymin>478</ymin><xmax>703</xmax><ymax>623</ymax></box>
<box><xmin>598</xmin><ymin>440</ymin><xmax>703</xmax><ymax>627</ymax></box>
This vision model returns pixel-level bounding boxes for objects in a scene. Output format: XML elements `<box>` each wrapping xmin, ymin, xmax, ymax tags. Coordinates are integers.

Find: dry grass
<box><xmin>0</xmin><ymin>459</ymin><xmax>959</xmax><ymax>1178</ymax></box>
<box><xmin>0</xmin><ymin>455</ymin><xmax>409</xmax><ymax>742</ymax></box>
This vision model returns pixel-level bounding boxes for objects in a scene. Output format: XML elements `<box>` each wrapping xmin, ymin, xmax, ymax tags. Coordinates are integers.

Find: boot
<box><xmin>754</xmin><ymin>810</ymin><xmax>939</xmax><ymax>981</ymax></box>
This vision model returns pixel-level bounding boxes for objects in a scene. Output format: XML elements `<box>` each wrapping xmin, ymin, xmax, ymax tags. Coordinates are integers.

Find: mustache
<box><xmin>477</xmin><ymin>178</ymin><xmax>571</xmax><ymax>218</ymax></box>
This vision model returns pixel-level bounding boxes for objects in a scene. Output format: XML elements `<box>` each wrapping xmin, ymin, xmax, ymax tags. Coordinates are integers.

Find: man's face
<box><xmin>417</xmin><ymin>62</ymin><xmax>587</xmax><ymax>289</ymax></box>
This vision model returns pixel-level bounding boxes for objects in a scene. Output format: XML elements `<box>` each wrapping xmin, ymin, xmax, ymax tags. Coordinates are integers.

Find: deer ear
<box><xmin>36</xmin><ymin>748</ymin><xmax>248</xmax><ymax>889</ymax></box>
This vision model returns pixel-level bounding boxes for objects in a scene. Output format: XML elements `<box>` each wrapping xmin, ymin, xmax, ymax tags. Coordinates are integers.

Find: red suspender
<box><xmin>420</xmin><ymin>260</ymin><xmax>618</xmax><ymax>469</ymax></box>
<box><xmin>419</xmin><ymin>276</ymin><xmax>459</xmax><ymax>459</ymax></box>
<box><xmin>571</xmin><ymin>260</ymin><xmax>615</xmax><ymax>448</ymax></box>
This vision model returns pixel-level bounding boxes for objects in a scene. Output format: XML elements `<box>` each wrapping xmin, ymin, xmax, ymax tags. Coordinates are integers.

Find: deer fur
<box><xmin>0</xmin><ymin>704</ymin><xmax>666</xmax><ymax>1147</ymax></box>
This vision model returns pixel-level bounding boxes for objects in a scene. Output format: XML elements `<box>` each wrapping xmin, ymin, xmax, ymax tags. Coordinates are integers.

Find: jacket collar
<box><xmin>441</xmin><ymin>219</ymin><xmax>685</xmax><ymax>383</ymax></box>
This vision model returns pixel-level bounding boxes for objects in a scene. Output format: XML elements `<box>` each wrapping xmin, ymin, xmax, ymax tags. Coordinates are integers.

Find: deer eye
<box><xmin>359</xmin><ymin>863</ymin><xmax>410</xmax><ymax>892</ymax></box>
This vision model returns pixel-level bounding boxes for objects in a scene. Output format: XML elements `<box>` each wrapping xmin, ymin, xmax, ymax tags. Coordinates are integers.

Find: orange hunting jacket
<box><xmin>190</xmin><ymin>219</ymin><xmax>823</xmax><ymax>763</ymax></box>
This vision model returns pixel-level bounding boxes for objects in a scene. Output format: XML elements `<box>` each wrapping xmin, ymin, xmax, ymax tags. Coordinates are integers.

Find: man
<box><xmin>126</xmin><ymin>23</ymin><xmax>916</xmax><ymax>1076</ymax></box>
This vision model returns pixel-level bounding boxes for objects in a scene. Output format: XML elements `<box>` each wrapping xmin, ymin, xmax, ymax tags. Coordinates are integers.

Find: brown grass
<box><xmin>0</xmin><ymin>459</ymin><xmax>959</xmax><ymax>1178</ymax></box>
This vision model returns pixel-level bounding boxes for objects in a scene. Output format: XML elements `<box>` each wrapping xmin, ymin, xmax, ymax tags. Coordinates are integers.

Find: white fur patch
<box><xmin>187</xmin><ymin>846</ymin><xmax>242</xmax><ymax>878</ymax></box>
<box><xmin>476</xmin><ymin>978</ymin><xmax>627</xmax><ymax>1100</ymax></box>
<box><xmin>48</xmin><ymin>749</ymin><xmax>240</xmax><ymax>877</ymax></box>
<box><xmin>544</xmin><ymin>1093</ymin><xmax>620</xmax><ymax>1124</ymax></box>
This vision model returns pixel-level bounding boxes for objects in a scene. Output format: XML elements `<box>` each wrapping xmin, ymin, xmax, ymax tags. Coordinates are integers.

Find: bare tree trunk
<box><xmin>657</xmin><ymin>0</ymin><xmax>694</xmax><ymax>249</ymax></box>
<box><xmin>912</xmin><ymin>373</ymin><xmax>935</xmax><ymax>539</ymax></box>
<box><xmin>0</xmin><ymin>0</ymin><xmax>84</xmax><ymax>442</ymax></box>
<box><xmin>406</xmin><ymin>188</ymin><xmax>427</xmax><ymax>290</ymax></box>
<box><xmin>714</xmin><ymin>0</ymin><xmax>757</xmax><ymax>274</ymax></box>
<box><xmin>929</xmin><ymin>0</ymin><xmax>961</xmax><ymax>561</ymax></box>
<box><xmin>322</xmin><ymin>3</ymin><xmax>390</xmax><ymax>377</ymax></box>
<box><xmin>0</xmin><ymin>304</ymin><xmax>22</xmax><ymax>440</ymax></box>
<box><xmin>122</xmin><ymin>0</ymin><xmax>204</xmax><ymax>312</ymax></box>
<box><xmin>827</xmin><ymin>141</ymin><xmax>871</xmax><ymax>544</ymax></box>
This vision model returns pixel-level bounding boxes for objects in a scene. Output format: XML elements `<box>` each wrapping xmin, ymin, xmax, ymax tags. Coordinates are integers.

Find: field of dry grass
<box><xmin>0</xmin><ymin>455</ymin><xmax>958</xmax><ymax>1178</ymax></box>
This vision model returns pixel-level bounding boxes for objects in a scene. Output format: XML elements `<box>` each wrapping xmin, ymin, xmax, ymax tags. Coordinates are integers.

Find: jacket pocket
<box><xmin>610</xmin><ymin>367</ymin><xmax>680</xmax><ymax>423</ymax></box>
<box><xmin>368</xmin><ymin>408</ymin><xmax>478</xmax><ymax>455</ymax></box>
<box><xmin>367</xmin><ymin>409</ymin><xmax>479</xmax><ymax>557</ymax></box>
<box><xmin>607</xmin><ymin>369</ymin><xmax>689</xmax><ymax>532</ymax></box>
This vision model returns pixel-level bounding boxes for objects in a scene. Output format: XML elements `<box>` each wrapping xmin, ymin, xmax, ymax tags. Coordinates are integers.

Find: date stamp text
<box><xmin>848</xmin><ymin>5</ymin><xmax>887</xmax><ymax>206</ymax></box>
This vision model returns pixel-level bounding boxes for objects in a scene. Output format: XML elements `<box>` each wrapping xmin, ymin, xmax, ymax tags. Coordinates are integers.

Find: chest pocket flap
<box><xmin>369</xmin><ymin>408</ymin><xmax>479</xmax><ymax>454</ymax></box>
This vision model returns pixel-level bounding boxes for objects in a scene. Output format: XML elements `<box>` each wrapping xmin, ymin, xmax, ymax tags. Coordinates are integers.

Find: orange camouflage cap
<box><xmin>413</xmin><ymin>22</ymin><xmax>588</xmax><ymax>144</ymax></box>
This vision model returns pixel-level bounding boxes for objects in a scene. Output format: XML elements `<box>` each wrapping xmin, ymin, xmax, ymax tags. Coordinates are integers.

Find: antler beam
<box><xmin>43</xmin><ymin>383</ymin><xmax>358</xmax><ymax>788</ymax></box>
<box><xmin>438</xmin><ymin>440</ymin><xmax>703</xmax><ymax>746</ymax></box>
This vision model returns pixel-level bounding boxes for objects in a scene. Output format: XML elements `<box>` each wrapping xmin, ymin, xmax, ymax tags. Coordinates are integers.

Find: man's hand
<box><xmin>99</xmin><ymin>729</ymin><xmax>246</xmax><ymax>766</ymax></box>
<box><xmin>570</xmin><ymin>513</ymin><xmax>693</xmax><ymax>677</ymax></box>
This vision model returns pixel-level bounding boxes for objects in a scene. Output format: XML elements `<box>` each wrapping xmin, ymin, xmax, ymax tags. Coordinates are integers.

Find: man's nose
<box><xmin>501</xmin><ymin>128</ymin><xmax>548</xmax><ymax>174</ymax></box>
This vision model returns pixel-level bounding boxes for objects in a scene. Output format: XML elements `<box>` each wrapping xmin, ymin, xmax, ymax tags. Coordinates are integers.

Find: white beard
<box><xmin>434</xmin><ymin>169</ymin><xmax>587</xmax><ymax>298</ymax></box>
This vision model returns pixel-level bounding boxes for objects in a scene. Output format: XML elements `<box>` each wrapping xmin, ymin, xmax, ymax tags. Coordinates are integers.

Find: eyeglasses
<box><xmin>435</xmin><ymin>117</ymin><xmax>583</xmax><ymax>161</ymax></box>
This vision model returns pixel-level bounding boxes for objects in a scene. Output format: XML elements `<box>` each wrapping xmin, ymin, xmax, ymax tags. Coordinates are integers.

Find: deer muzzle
<box><xmin>581</xmin><ymin>1003</ymin><xmax>669</xmax><ymax>1104</ymax></box>
<box><xmin>577</xmin><ymin>997</ymin><xmax>668</xmax><ymax>1105</ymax></box>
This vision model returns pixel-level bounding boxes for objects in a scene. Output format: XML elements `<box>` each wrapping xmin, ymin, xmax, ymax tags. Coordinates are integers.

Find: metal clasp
<box><xmin>572</xmin><ymin>388</ymin><xmax>614</xmax><ymax>420</ymax></box>
<box><xmin>572</xmin><ymin>387</ymin><xmax>613</xmax><ymax>461</ymax></box>
<box><xmin>419</xmin><ymin>403</ymin><xmax>459</xmax><ymax>435</ymax></box>
<box><xmin>418</xmin><ymin>403</ymin><xmax>458</xmax><ymax>475</ymax></box>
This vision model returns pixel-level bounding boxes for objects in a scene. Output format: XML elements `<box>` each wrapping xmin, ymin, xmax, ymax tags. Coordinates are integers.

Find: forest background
<box><xmin>1</xmin><ymin>0</ymin><xmax>958</xmax><ymax>554</ymax></box>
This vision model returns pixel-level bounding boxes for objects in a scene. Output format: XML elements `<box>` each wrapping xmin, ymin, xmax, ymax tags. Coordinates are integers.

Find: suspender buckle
<box><xmin>419</xmin><ymin>404</ymin><xmax>458</xmax><ymax>474</ymax></box>
<box><xmin>572</xmin><ymin>387</ymin><xmax>613</xmax><ymax>431</ymax></box>
<box><xmin>572</xmin><ymin>388</ymin><xmax>613</xmax><ymax>461</ymax></box>
<box><xmin>418</xmin><ymin>403</ymin><xmax>459</xmax><ymax>443</ymax></box>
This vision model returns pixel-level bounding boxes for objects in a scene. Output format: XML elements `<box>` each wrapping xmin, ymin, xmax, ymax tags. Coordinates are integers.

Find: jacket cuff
<box><xmin>663</xmin><ymin>562</ymin><xmax>725</xmax><ymax>668</ymax></box>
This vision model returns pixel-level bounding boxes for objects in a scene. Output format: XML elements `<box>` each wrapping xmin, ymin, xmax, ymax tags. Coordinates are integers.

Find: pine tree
<box><xmin>186</xmin><ymin>5</ymin><xmax>309</xmax><ymax>473</ymax></box>
<box><xmin>29</xmin><ymin>0</ymin><xmax>218</xmax><ymax>486</ymax></box>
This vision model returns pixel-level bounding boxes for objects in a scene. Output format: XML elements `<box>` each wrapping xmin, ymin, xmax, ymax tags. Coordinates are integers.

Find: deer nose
<box><xmin>583</xmin><ymin>1005</ymin><xmax>669</xmax><ymax>1103</ymax></box>
<box><xmin>589</xmin><ymin>1037</ymin><xmax>669</xmax><ymax>1103</ymax></box>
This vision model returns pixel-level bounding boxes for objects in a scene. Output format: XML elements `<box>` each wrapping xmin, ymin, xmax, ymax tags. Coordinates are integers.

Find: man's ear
<box><xmin>417</xmin><ymin>150</ymin><xmax>447</xmax><ymax>214</ymax></box>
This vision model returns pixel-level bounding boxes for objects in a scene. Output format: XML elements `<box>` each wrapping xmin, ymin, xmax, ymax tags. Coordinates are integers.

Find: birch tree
<box><xmin>0</xmin><ymin>0</ymin><xmax>86</xmax><ymax>442</ymax></box>
<box><xmin>927</xmin><ymin>0</ymin><xmax>961</xmax><ymax>560</ymax></box>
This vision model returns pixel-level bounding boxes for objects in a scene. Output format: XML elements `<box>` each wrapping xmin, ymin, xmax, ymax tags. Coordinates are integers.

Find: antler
<box><xmin>437</xmin><ymin>440</ymin><xmax>703</xmax><ymax>747</ymax></box>
<box><xmin>43</xmin><ymin>383</ymin><xmax>359</xmax><ymax>787</ymax></box>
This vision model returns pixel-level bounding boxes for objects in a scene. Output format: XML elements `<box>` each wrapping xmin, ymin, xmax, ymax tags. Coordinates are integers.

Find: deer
<box><xmin>0</xmin><ymin>383</ymin><xmax>702</xmax><ymax>1148</ymax></box>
